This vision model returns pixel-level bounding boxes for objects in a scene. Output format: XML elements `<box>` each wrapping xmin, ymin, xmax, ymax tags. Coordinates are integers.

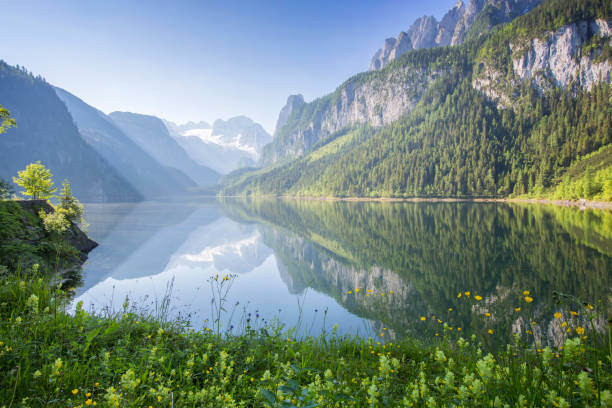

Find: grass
<box><xmin>1</xmin><ymin>265</ymin><xmax>611</xmax><ymax>407</ymax></box>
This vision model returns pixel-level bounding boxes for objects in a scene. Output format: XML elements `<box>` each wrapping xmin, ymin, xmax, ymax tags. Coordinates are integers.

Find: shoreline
<box><xmin>218</xmin><ymin>194</ymin><xmax>612</xmax><ymax>210</ymax></box>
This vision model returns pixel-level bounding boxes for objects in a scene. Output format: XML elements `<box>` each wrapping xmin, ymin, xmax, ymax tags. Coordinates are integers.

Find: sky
<box><xmin>0</xmin><ymin>0</ymin><xmax>457</xmax><ymax>133</ymax></box>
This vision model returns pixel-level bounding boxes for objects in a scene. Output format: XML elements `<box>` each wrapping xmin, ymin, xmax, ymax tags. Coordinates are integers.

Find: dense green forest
<box><xmin>222</xmin><ymin>0</ymin><xmax>612</xmax><ymax>199</ymax></box>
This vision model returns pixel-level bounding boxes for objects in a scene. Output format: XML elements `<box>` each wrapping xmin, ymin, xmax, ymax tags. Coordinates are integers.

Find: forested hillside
<box><xmin>222</xmin><ymin>0</ymin><xmax>612</xmax><ymax>200</ymax></box>
<box><xmin>0</xmin><ymin>62</ymin><xmax>140</xmax><ymax>202</ymax></box>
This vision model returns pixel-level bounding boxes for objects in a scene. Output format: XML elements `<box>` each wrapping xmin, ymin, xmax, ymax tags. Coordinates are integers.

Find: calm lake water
<box><xmin>74</xmin><ymin>198</ymin><xmax>612</xmax><ymax>347</ymax></box>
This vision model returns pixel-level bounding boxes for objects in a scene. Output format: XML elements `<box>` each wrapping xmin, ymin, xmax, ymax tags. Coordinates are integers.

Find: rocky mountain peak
<box><xmin>370</xmin><ymin>0</ymin><xmax>542</xmax><ymax>71</ymax></box>
<box><xmin>273</xmin><ymin>94</ymin><xmax>305</xmax><ymax>136</ymax></box>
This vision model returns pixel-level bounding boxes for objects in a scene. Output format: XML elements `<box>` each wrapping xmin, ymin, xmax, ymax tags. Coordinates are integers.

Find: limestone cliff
<box><xmin>261</xmin><ymin>65</ymin><xmax>440</xmax><ymax>163</ymax></box>
<box><xmin>473</xmin><ymin>19</ymin><xmax>612</xmax><ymax>106</ymax></box>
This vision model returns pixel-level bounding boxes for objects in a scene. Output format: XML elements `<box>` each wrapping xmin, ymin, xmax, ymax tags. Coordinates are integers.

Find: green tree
<box><xmin>0</xmin><ymin>104</ymin><xmax>15</xmax><ymax>134</ymax></box>
<box><xmin>57</xmin><ymin>179</ymin><xmax>84</xmax><ymax>224</ymax></box>
<box><xmin>13</xmin><ymin>161</ymin><xmax>57</xmax><ymax>200</ymax></box>
<box><xmin>0</xmin><ymin>179</ymin><xmax>14</xmax><ymax>200</ymax></box>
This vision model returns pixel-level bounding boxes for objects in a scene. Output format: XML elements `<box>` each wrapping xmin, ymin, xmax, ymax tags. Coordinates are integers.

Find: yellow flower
<box><xmin>576</xmin><ymin>326</ymin><xmax>585</xmax><ymax>335</ymax></box>
<box><xmin>354</xmin><ymin>288</ymin><xmax>359</xmax><ymax>293</ymax></box>
<box><xmin>86</xmin><ymin>393</ymin><xmax>91</xmax><ymax>397</ymax></box>
<box><xmin>158</xmin><ymin>396</ymin><xmax>162</xmax><ymax>402</ymax></box>
<box><xmin>561</xmin><ymin>322</ymin><xmax>567</xmax><ymax>327</ymax></box>
<box><xmin>464</xmin><ymin>291</ymin><xmax>471</xmax><ymax>297</ymax></box>
<box><xmin>515</xmin><ymin>307</ymin><xmax>521</xmax><ymax>312</ymax></box>
<box><xmin>72</xmin><ymin>389</ymin><xmax>79</xmax><ymax>395</ymax></box>
<box><xmin>448</xmin><ymin>308</ymin><xmax>453</xmax><ymax>312</ymax></box>
<box><xmin>474</xmin><ymin>295</ymin><xmax>482</xmax><ymax>301</ymax></box>
<box><xmin>457</xmin><ymin>293</ymin><xmax>462</xmax><ymax>298</ymax></box>
<box><xmin>554</xmin><ymin>312</ymin><xmax>562</xmax><ymax>319</ymax></box>
<box><xmin>389</xmin><ymin>290</ymin><xmax>394</xmax><ymax>294</ymax></box>
<box><xmin>420</xmin><ymin>316</ymin><xmax>426</xmax><ymax>321</ymax></box>
<box><xmin>367</xmin><ymin>289</ymin><xmax>372</xmax><ymax>293</ymax></box>
<box><xmin>523</xmin><ymin>290</ymin><xmax>530</xmax><ymax>296</ymax></box>
<box><xmin>457</xmin><ymin>327</ymin><xmax>461</xmax><ymax>331</ymax></box>
<box><xmin>484</xmin><ymin>312</ymin><xmax>491</xmax><ymax>317</ymax></box>
<box><xmin>586</xmin><ymin>304</ymin><xmax>593</xmax><ymax>310</ymax></box>
<box><xmin>381</xmin><ymin>293</ymin><xmax>385</xmax><ymax>297</ymax></box>
<box><xmin>347</xmin><ymin>291</ymin><xmax>352</xmax><ymax>294</ymax></box>
<box><xmin>524</xmin><ymin>296</ymin><xmax>533</xmax><ymax>303</ymax></box>
<box><xmin>488</xmin><ymin>329</ymin><xmax>494</xmax><ymax>335</ymax></box>
<box><xmin>570</xmin><ymin>311</ymin><xmax>578</xmax><ymax>316</ymax></box>
<box><xmin>86</xmin><ymin>399</ymin><xmax>93</xmax><ymax>406</ymax></box>
<box><xmin>437</xmin><ymin>319</ymin><xmax>442</xmax><ymax>323</ymax></box>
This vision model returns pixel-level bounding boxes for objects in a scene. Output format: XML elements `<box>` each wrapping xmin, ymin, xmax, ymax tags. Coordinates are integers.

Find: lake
<box><xmin>74</xmin><ymin>198</ymin><xmax>612</xmax><ymax>348</ymax></box>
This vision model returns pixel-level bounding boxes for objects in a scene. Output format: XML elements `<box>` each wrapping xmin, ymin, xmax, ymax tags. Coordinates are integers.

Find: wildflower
<box><xmin>561</xmin><ymin>322</ymin><xmax>567</xmax><ymax>327</ymax></box>
<box><xmin>420</xmin><ymin>316</ymin><xmax>426</xmax><ymax>321</ymax></box>
<box><xmin>389</xmin><ymin>290</ymin><xmax>394</xmax><ymax>294</ymax></box>
<box><xmin>347</xmin><ymin>291</ymin><xmax>352</xmax><ymax>294</ymax></box>
<box><xmin>464</xmin><ymin>291</ymin><xmax>470</xmax><ymax>297</ymax></box>
<box><xmin>448</xmin><ymin>308</ymin><xmax>453</xmax><ymax>312</ymax></box>
<box><xmin>586</xmin><ymin>304</ymin><xmax>593</xmax><ymax>310</ymax></box>
<box><xmin>488</xmin><ymin>329</ymin><xmax>494</xmax><ymax>335</ymax></box>
<box><xmin>515</xmin><ymin>307</ymin><xmax>521</xmax><ymax>312</ymax></box>
<box><xmin>474</xmin><ymin>295</ymin><xmax>482</xmax><ymax>301</ymax></box>
<box><xmin>570</xmin><ymin>311</ymin><xmax>578</xmax><ymax>316</ymax></box>
<box><xmin>484</xmin><ymin>312</ymin><xmax>491</xmax><ymax>317</ymax></box>
<box><xmin>554</xmin><ymin>312</ymin><xmax>562</xmax><ymax>319</ymax></box>
<box><xmin>86</xmin><ymin>399</ymin><xmax>93</xmax><ymax>406</ymax></box>
<box><xmin>457</xmin><ymin>293</ymin><xmax>462</xmax><ymax>298</ymax></box>
<box><xmin>86</xmin><ymin>393</ymin><xmax>91</xmax><ymax>397</ymax></box>
<box><xmin>72</xmin><ymin>389</ymin><xmax>79</xmax><ymax>395</ymax></box>
<box><xmin>523</xmin><ymin>290</ymin><xmax>530</xmax><ymax>296</ymax></box>
<box><xmin>355</xmin><ymin>288</ymin><xmax>359</xmax><ymax>293</ymax></box>
<box><xmin>457</xmin><ymin>327</ymin><xmax>461</xmax><ymax>332</ymax></box>
<box><xmin>381</xmin><ymin>293</ymin><xmax>385</xmax><ymax>296</ymax></box>
<box><xmin>524</xmin><ymin>296</ymin><xmax>533</xmax><ymax>303</ymax></box>
<box><xmin>33</xmin><ymin>370</ymin><xmax>42</xmax><ymax>378</ymax></box>
<box><xmin>576</xmin><ymin>326</ymin><xmax>585</xmax><ymax>335</ymax></box>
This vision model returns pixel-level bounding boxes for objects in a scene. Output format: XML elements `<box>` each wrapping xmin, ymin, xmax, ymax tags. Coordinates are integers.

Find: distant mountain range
<box><xmin>0</xmin><ymin>62</ymin><xmax>141</xmax><ymax>202</ymax></box>
<box><xmin>165</xmin><ymin>117</ymin><xmax>271</xmax><ymax>174</ymax></box>
<box><xmin>0</xmin><ymin>60</ymin><xmax>269</xmax><ymax>202</ymax></box>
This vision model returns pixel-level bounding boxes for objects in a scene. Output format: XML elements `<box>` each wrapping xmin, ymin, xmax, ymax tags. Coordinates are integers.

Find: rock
<box><xmin>273</xmin><ymin>94</ymin><xmax>306</xmax><ymax>136</ymax></box>
<box><xmin>14</xmin><ymin>199</ymin><xmax>98</xmax><ymax>262</ymax></box>
<box><xmin>474</xmin><ymin>19</ymin><xmax>612</xmax><ymax>105</ymax></box>
<box><xmin>511</xmin><ymin>19</ymin><xmax>611</xmax><ymax>92</ymax></box>
<box><xmin>370</xmin><ymin>0</ymin><xmax>542</xmax><ymax>71</ymax></box>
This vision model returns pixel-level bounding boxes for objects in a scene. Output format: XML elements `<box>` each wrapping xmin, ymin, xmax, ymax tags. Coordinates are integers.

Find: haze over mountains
<box><xmin>165</xmin><ymin>117</ymin><xmax>271</xmax><ymax>175</ymax></box>
<box><xmin>0</xmin><ymin>62</ymin><xmax>268</xmax><ymax>201</ymax></box>
<box><xmin>1</xmin><ymin>0</ymin><xmax>610</xmax><ymax>203</ymax></box>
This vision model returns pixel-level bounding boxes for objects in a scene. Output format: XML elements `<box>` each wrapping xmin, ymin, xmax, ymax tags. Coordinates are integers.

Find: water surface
<box><xmin>75</xmin><ymin>198</ymin><xmax>612</xmax><ymax>347</ymax></box>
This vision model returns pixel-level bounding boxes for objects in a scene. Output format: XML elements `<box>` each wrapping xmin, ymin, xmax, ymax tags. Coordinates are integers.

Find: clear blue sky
<box><xmin>1</xmin><ymin>0</ymin><xmax>457</xmax><ymax>133</ymax></box>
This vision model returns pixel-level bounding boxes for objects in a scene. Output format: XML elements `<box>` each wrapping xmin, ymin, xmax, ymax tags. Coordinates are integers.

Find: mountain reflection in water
<box><xmin>75</xmin><ymin>198</ymin><xmax>612</xmax><ymax>348</ymax></box>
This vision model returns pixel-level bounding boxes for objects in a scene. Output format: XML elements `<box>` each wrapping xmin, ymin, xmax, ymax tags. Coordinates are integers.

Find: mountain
<box><xmin>107</xmin><ymin>112</ymin><xmax>219</xmax><ymax>186</ymax></box>
<box><xmin>369</xmin><ymin>0</ymin><xmax>542</xmax><ymax>71</ymax></box>
<box><xmin>0</xmin><ymin>62</ymin><xmax>140</xmax><ymax>202</ymax></box>
<box><xmin>54</xmin><ymin>88</ymin><xmax>198</xmax><ymax>199</ymax></box>
<box><xmin>224</xmin><ymin>0</ymin><xmax>611</xmax><ymax>199</ymax></box>
<box><xmin>165</xmin><ymin>116</ymin><xmax>272</xmax><ymax>174</ymax></box>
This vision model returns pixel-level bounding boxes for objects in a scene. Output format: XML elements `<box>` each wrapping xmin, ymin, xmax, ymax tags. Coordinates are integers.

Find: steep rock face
<box><xmin>273</xmin><ymin>94</ymin><xmax>305</xmax><ymax>136</ymax></box>
<box><xmin>474</xmin><ymin>19</ymin><xmax>612</xmax><ymax>105</ymax></box>
<box><xmin>512</xmin><ymin>19</ymin><xmax>611</xmax><ymax>91</ymax></box>
<box><xmin>369</xmin><ymin>0</ymin><xmax>542</xmax><ymax>70</ymax></box>
<box><xmin>263</xmin><ymin>66</ymin><xmax>439</xmax><ymax>163</ymax></box>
